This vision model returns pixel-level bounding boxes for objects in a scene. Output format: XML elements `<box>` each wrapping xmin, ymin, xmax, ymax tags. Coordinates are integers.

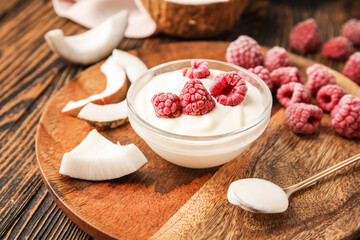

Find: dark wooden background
<box><xmin>0</xmin><ymin>0</ymin><xmax>359</xmax><ymax>239</ymax></box>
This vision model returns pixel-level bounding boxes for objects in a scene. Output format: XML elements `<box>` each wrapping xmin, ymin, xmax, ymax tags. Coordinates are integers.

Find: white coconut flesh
<box><xmin>78</xmin><ymin>101</ymin><xmax>127</xmax><ymax>122</ymax></box>
<box><xmin>62</xmin><ymin>56</ymin><xmax>127</xmax><ymax>115</ymax></box>
<box><xmin>53</xmin><ymin>0</ymin><xmax>156</xmax><ymax>38</ymax></box>
<box><xmin>45</xmin><ymin>10</ymin><xmax>128</xmax><ymax>65</ymax></box>
<box><xmin>112</xmin><ymin>49</ymin><xmax>148</xmax><ymax>83</ymax></box>
<box><xmin>59</xmin><ymin>129</ymin><xmax>148</xmax><ymax>181</ymax></box>
<box><xmin>164</xmin><ymin>0</ymin><xmax>229</xmax><ymax>4</ymax></box>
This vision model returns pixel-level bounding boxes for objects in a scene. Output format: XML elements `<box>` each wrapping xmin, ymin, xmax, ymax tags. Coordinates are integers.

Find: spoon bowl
<box><xmin>228</xmin><ymin>178</ymin><xmax>289</xmax><ymax>214</ymax></box>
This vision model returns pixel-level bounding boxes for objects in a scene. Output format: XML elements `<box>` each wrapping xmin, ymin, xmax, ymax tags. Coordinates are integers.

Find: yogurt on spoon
<box><xmin>227</xmin><ymin>178</ymin><xmax>289</xmax><ymax>214</ymax></box>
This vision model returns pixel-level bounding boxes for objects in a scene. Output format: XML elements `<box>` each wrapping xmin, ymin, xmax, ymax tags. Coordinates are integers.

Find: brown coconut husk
<box><xmin>141</xmin><ymin>0</ymin><xmax>249</xmax><ymax>38</ymax></box>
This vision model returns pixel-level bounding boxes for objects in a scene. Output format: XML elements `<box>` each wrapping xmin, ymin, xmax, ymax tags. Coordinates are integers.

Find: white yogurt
<box><xmin>227</xmin><ymin>178</ymin><xmax>289</xmax><ymax>213</ymax></box>
<box><xmin>134</xmin><ymin>70</ymin><xmax>265</xmax><ymax>136</ymax></box>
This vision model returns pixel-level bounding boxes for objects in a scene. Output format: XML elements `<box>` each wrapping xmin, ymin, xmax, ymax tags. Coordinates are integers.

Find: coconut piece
<box><xmin>52</xmin><ymin>0</ymin><xmax>156</xmax><ymax>38</ymax></box>
<box><xmin>59</xmin><ymin>129</ymin><xmax>148</xmax><ymax>181</ymax></box>
<box><xmin>78</xmin><ymin>101</ymin><xmax>128</xmax><ymax>130</ymax></box>
<box><xmin>112</xmin><ymin>49</ymin><xmax>148</xmax><ymax>82</ymax></box>
<box><xmin>62</xmin><ymin>56</ymin><xmax>128</xmax><ymax>116</ymax></box>
<box><xmin>45</xmin><ymin>10</ymin><xmax>128</xmax><ymax>65</ymax></box>
<box><xmin>141</xmin><ymin>0</ymin><xmax>249</xmax><ymax>38</ymax></box>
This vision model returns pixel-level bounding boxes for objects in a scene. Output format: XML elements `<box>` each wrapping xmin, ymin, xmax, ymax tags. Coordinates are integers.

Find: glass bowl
<box><xmin>126</xmin><ymin>59</ymin><xmax>272</xmax><ymax>168</ymax></box>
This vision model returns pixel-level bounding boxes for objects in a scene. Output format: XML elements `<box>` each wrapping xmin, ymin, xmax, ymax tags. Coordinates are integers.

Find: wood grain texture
<box><xmin>1</xmin><ymin>0</ymin><xmax>360</xmax><ymax>239</ymax></box>
<box><xmin>152</xmin><ymin>108</ymin><xmax>360</xmax><ymax>240</ymax></box>
<box><xmin>36</xmin><ymin>43</ymin><xmax>222</xmax><ymax>240</ymax></box>
<box><xmin>0</xmin><ymin>0</ymin><xmax>127</xmax><ymax>239</ymax></box>
<box><xmin>36</xmin><ymin>42</ymin><xmax>360</xmax><ymax>239</ymax></box>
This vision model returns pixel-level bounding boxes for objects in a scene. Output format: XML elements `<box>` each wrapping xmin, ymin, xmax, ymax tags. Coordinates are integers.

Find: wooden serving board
<box><xmin>36</xmin><ymin>42</ymin><xmax>360</xmax><ymax>240</ymax></box>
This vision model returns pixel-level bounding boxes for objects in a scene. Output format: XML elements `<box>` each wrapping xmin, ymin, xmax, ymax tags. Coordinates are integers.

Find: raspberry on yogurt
<box><xmin>151</xmin><ymin>92</ymin><xmax>182</xmax><ymax>118</ymax></box>
<box><xmin>182</xmin><ymin>59</ymin><xmax>210</xmax><ymax>79</ymax></box>
<box><xmin>209</xmin><ymin>72</ymin><xmax>247</xmax><ymax>106</ymax></box>
<box><xmin>180</xmin><ymin>79</ymin><xmax>216</xmax><ymax>116</ymax></box>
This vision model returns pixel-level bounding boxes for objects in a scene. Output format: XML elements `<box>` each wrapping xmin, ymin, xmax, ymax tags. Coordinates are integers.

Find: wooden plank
<box><xmin>0</xmin><ymin>1</ymin><xmax>89</xmax><ymax>239</ymax></box>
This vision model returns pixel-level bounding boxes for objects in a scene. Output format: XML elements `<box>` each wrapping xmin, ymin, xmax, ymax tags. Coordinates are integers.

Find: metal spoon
<box><xmin>228</xmin><ymin>153</ymin><xmax>360</xmax><ymax>214</ymax></box>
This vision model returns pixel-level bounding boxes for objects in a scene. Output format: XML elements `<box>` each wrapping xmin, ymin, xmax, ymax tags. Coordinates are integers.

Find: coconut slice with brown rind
<box><xmin>78</xmin><ymin>101</ymin><xmax>128</xmax><ymax>130</ymax></box>
<box><xmin>75</xmin><ymin>50</ymin><xmax>147</xmax><ymax>130</ymax></box>
<box><xmin>62</xmin><ymin>56</ymin><xmax>128</xmax><ymax>116</ymax></box>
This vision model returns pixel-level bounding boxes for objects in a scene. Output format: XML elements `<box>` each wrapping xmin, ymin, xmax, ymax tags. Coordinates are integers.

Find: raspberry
<box><xmin>342</xmin><ymin>52</ymin><xmax>360</xmax><ymax>85</ymax></box>
<box><xmin>179</xmin><ymin>79</ymin><xmax>215</xmax><ymax>115</ymax></box>
<box><xmin>290</xmin><ymin>18</ymin><xmax>321</xmax><ymax>54</ymax></box>
<box><xmin>342</xmin><ymin>19</ymin><xmax>360</xmax><ymax>46</ymax></box>
<box><xmin>248</xmin><ymin>66</ymin><xmax>273</xmax><ymax>93</ymax></box>
<box><xmin>151</xmin><ymin>92</ymin><xmax>181</xmax><ymax>118</ymax></box>
<box><xmin>270</xmin><ymin>67</ymin><xmax>303</xmax><ymax>89</ymax></box>
<box><xmin>276</xmin><ymin>82</ymin><xmax>311</xmax><ymax>107</ymax></box>
<box><xmin>264</xmin><ymin>46</ymin><xmax>291</xmax><ymax>72</ymax></box>
<box><xmin>331</xmin><ymin>94</ymin><xmax>360</xmax><ymax>138</ymax></box>
<box><xmin>316</xmin><ymin>84</ymin><xmax>346</xmax><ymax>112</ymax></box>
<box><xmin>306</xmin><ymin>64</ymin><xmax>336</xmax><ymax>95</ymax></box>
<box><xmin>209</xmin><ymin>72</ymin><xmax>247</xmax><ymax>106</ymax></box>
<box><xmin>182</xmin><ymin>59</ymin><xmax>210</xmax><ymax>79</ymax></box>
<box><xmin>226</xmin><ymin>35</ymin><xmax>263</xmax><ymax>69</ymax></box>
<box><xmin>285</xmin><ymin>103</ymin><xmax>323</xmax><ymax>134</ymax></box>
<box><xmin>322</xmin><ymin>36</ymin><xmax>354</xmax><ymax>60</ymax></box>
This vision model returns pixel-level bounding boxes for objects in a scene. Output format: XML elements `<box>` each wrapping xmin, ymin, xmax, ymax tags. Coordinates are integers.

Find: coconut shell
<box><xmin>81</xmin><ymin>118</ymin><xmax>129</xmax><ymax>131</ymax></box>
<box><xmin>141</xmin><ymin>0</ymin><xmax>249</xmax><ymax>38</ymax></box>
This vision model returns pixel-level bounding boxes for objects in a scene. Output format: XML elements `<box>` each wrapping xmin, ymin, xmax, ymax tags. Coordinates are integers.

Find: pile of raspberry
<box><xmin>225</xmin><ymin>33</ymin><xmax>359</xmax><ymax>138</ymax></box>
<box><xmin>273</xmin><ymin>62</ymin><xmax>359</xmax><ymax>137</ymax></box>
<box><xmin>289</xmin><ymin>18</ymin><xmax>360</xmax><ymax>86</ymax></box>
<box><xmin>151</xmin><ymin>60</ymin><xmax>247</xmax><ymax>118</ymax></box>
<box><xmin>276</xmin><ymin>62</ymin><xmax>359</xmax><ymax>138</ymax></box>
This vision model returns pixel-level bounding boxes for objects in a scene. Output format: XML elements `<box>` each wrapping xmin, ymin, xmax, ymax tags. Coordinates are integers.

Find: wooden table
<box><xmin>1</xmin><ymin>0</ymin><xmax>359</xmax><ymax>239</ymax></box>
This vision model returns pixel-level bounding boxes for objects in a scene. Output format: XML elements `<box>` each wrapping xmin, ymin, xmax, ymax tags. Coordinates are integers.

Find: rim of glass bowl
<box><xmin>126</xmin><ymin>59</ymin><xmax>273</xmax><ymax>142</ymax></box>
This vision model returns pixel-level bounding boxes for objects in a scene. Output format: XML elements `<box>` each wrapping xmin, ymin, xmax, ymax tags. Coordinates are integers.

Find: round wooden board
<box><xmin>36</xmin><ymin>42</ymin><xmax>360</xmax><ymax>240</ymax></box>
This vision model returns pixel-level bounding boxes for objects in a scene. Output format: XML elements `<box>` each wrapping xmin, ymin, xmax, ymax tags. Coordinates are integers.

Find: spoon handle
<box><xmin>283</xmin><ymin>153</ymin><xmax>360</xmax><ymax>198</ymax></box>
